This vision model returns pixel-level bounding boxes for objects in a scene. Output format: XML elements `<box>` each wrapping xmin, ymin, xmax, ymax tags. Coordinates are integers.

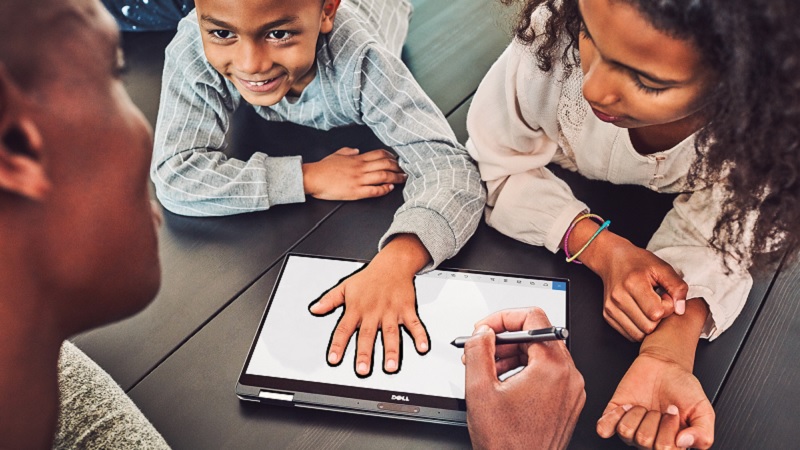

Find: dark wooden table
<box><xmin>75</xmin><ymin>0</ymin><xmax>799</xmax><ymax>448</ymax></box>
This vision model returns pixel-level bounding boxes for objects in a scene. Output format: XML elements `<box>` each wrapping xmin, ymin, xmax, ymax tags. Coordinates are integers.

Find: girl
<box><xmin>467</xmin><ymin>0</ymin><xmax>799</xmax><ymax>448</ymax></box>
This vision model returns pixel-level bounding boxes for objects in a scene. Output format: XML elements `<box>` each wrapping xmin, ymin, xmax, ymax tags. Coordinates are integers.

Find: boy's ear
<box><xmin>0</xmin><ymin>64</ymin><xmax>50</xmax><ymax>201</ymax></box>
<box><xmin>320</xmin><ymin>0</ymin><xmax>341</xmax><ymax>34</ymax></box>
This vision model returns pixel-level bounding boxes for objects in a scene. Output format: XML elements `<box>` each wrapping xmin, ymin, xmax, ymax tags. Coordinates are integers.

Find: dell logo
<box><xmin>391</xmin><ymin>395</ymin><xmax>410</xmax><ymax>402</ymax></box>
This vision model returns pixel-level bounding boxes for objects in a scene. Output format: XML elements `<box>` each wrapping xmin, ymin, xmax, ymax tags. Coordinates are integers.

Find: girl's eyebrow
<box><xmin>577</xmin><ymin>6</ymin><xmax>684</xmax><ymax>86</ymax></box>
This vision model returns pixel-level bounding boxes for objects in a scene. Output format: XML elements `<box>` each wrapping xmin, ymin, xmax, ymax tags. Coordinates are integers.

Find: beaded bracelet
<box><xmin>563</xmin><ymin>214</ymin><xmax>610</xmax><ymax>264</ymax></box>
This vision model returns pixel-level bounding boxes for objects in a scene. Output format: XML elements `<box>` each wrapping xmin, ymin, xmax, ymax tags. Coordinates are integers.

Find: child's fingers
<box><xmin>360</xmin><ymin>170</ymin><xmax>407</xmax><ymax>187</ymax></box>
<box><xmin>334</xmin><ymin>147</ymin><xmax>360</xmax><ymax>156</ymax></box>
<box><xmin>603</xmin><ymin>304</ymin><xmax>644</xmax><ymax>342</ymax></box>
<box><xmin>612</xmin><ymin>289</ymin><xmax>660</xmax><ymax>341</ymax></box>
<box><xmin>596</xmin><ymin>404</ymin><xmax>631</xmax><ymax>439</ymax></box>
<box><xmin>326</xmin><ymin>312</ymin><xmax>359</xmax><ymax>366</ymax></box>
<box><xmin>358</xmin><ymin>149</ymin><xmax>397</xmax><ymax>161</ymax></box>
<box><xmin>633</xmin><ymin>410</ymin><xmax>663</xmax><ymax>449</ymax></box>
<box><xmin>654</xmin><ymin>405</ymin><xmax>681</xmax><ymax>449</ymax></box>
<box><xmin>354</xmin><ymin>322</ymin><xmax>378</xmax><ymax>377</ymax></box>
<box><xmin>676</xmin><ymin>405</ymin><xmax>715</xmax><ymax>449</ymax></box>
<box><xmin>401</xmin><ymin>311</ymin><xmax>429</xmax><ymax>354</ymax></box>
<box><xmin>309</xmin><ymin>285</ymin><xmax>346</xmax><ymax>316</ymax></box>
<box><xmin>381</xmin><ymin>318</ymin><xmax>401</xmax><ymax>373</ymax></box>
<box><xmin>362</xmin><ymin>156</ymin><xmax>403</xmax><ymax>173</ymax></box>
<box><xmin>615</xmin><ymin>405</ymin><xmax>648</xmax><ymax>446</ymax></box>
<box><xmin>629</xmin><ymin>281</ymin><xmax>667</xmax><ymax>322</ymax></box>
<box><xmin>355</xmin><ymin>183</ymin><xmax>394</xmax><ymax>199</ymax></box>
<box><xmin>654</xmin><ymin>265</ymin><xmax>688</xmax><ymax>316</ymax></box>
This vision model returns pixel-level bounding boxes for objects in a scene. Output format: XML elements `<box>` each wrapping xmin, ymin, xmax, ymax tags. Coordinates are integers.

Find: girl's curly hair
<box><xmin>501</xmin><ymin>0</ymin><xmax>800</xmax><ymax>272</ymax></box>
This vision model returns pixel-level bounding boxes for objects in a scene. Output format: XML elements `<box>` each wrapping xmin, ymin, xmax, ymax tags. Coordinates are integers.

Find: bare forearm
<box><xmin>639</xmin><ymin>298</ymin><xmax>709</xmax><ymax>370</ymax></box>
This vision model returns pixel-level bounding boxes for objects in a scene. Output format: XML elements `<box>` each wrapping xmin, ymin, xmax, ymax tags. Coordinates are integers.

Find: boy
<box><xmin>0</xmin><ymin>0</ymin><xmax>168</xmax><ymax>447</ymax></box>
<box><xmin>152</xmin><ymin>0</ymin><xmax>486</xmax><ymax>376</ymax></box>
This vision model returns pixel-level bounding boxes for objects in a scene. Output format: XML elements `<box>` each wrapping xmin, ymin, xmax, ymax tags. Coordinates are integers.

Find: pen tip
<box><xmin>450</xmin><ymin>339</ymin><xmax>456</xmax><ymax>347</ymax></box>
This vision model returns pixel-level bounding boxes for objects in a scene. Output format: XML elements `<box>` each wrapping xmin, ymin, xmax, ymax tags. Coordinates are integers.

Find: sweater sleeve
<box><xmin>150</xmin><ymin>13</ymin><xmax>305</xmax><ymax>217</ymax></box>
<box><xmin>466</xmin><ymin>41</ymin><xmax>588</xmax><ymax>253</ymax></box>
<box><xmin>351</xmin><ymin>45</ymin><xmax>486</xmax><ymax>270</ymax></box>
<box><xmin>54</xmin><ymin>342</ymin><xmax>170</xmax><ymax>450</ymax></box>
<box><xmin>647</xmin><ymin>185</ymin><xmax>754</xmax><ymax>340</ymax></box>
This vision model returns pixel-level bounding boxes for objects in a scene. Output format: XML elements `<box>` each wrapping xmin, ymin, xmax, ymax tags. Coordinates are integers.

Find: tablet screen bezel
<box><xmin>237</xmin><ymin>253</ymin><xmax>570</xmax><ymax>416</ymax></box>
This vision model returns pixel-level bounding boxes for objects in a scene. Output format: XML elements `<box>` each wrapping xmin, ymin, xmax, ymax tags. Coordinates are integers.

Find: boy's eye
<box><xmin>267</xmin><ymin>30</ymin><xmax>293</xmax><ymax>40</ymax></box>
<box><xmin>211</xmin><ymin>29</ymin><xmax>235</xmax><ymax>40</ymax></box>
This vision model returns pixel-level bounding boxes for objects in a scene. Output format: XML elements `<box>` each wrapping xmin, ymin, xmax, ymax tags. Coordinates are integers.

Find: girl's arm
<box><xmin>151</xmin><ymin>15</ymin><xmax>306</xmax><ymax>217</ymax></box>
<box><xmin>466</xmin><ymin>41</ymin><xmax>589</xmax><ymax>252</ymax></box>
<box><xmin>596</xmin><ymin>298</ymin><xmax>716</xmax><ymax>449</ymax></box>
<box><xmin>645</xmin><ymin>186</ymin><xmax>754</xmax><ymax>340</ymax></box>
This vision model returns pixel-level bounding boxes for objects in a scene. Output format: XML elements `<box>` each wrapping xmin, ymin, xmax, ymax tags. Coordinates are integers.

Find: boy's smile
<box><xmin>195</xmin><ymin>0</ymin><xmax>339</xmax><ymax>107</ymax></box>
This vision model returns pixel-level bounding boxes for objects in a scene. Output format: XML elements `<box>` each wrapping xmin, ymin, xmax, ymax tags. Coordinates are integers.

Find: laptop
<box><xmin>236</xmin><ymin>253</ymin><xmax>569</xmax><ymax>425</ymax></box>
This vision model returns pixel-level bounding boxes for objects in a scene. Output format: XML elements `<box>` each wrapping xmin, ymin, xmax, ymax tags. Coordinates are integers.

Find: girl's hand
<box><xmin>596</xmin><ymin>352</ymin><xmax>715</xmax><ymax>449</ymax></box>
<box><xmin>302</xmin><ymin>147</ymin><xmax>407</xmax><ymax>201</ymax></box>
<box><xmin>572</xmin><ymin>222</ymin><xmax>688</xmax><ymax>341</ymax></box>
<box><xmin>308</xmin><ymin>235</ymin><xmax>430</xmax><ymax>376</ymax></box>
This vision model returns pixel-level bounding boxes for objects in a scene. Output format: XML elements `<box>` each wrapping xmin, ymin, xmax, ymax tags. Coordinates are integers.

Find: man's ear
<box><xmin>320</xmin><ymin>0</ymin><xmax>341</xmax><ymax>34</ymax></box>
<box><xmin>0</xmin><ymin>63</ymin><xmax>49</xmax><ymax>201</ymax></box>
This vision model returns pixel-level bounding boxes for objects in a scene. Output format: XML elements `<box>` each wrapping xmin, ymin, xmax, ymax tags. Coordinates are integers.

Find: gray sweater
<box><xmin>54</xmin><ymin>342</ymin><xmax>169</xmax><ymax>449</ymax></box>
<box><xmin>151</xmin><ymin>0</ymin><xmax>485</xmax><ymax>268</ymax></box>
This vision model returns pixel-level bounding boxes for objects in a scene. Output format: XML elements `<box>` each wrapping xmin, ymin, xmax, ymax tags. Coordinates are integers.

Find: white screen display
<box><xmin>245</xmin><ymin>255</ymin><xmax>568</xmax><ymax>400</ymax></box>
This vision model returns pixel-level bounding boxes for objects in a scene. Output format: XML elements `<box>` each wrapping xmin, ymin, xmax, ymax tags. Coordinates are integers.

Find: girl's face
<box><xmin>577</xmin><ymin>0</ymin><xmax>714</xmax><ymax>130</ymax></box>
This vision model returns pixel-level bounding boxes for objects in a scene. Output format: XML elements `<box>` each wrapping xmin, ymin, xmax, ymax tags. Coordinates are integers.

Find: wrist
<box><xmin>374</xmin><ymin>234</ymin><xmax>431</xmax><ymax>277</ymax></box>
<box><xmin>301</xmin><ymin>162</ymin><xmax>317</xmax><ymax>195</ymax></box>
<box><xmin>564</xmin><ymin>216</ymin><xmax>626</xmax><ymax>273</ymax></box>
<box><xmin>639</xmin><ymin>298</ymin><xmax>709</xmax><ymax>371</ymax></box>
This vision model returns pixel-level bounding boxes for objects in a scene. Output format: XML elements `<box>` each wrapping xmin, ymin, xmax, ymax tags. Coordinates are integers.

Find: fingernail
<box><xmin>386</xmin><ymin>360</ymin><xmax>397</xmax><ymax>371</ymax></box>
<box><xmin>419</xmin><ymin>342</ymin><xmax>429</xmax><ymax>352</ymax></box>
<box><xmin>666</xmin><ymin>404</ymin><xmax>679</xmax><ymax>415</ymax></box>
<box><xmin>622</xmin><ymin>404</ymin><xmax>632</xmax><ymax>412</ymax></box>
<box><xmin>328</xmin><ymin>352</ymin><xmax>338</xmax><ymax>364</ymax></box>
<box><xmin>388</xmin><ymin>184</ymin><xmax>395</xmax><ymax>190</ymax></box>
<box><xmin>473</xmin><ymin>325</ymin><xmax>489</xmax><ymax>335</ymax></box>
<box><xmin>676</xmin><ymin>299</ymin><xmax>686</xmax><ymax>315</ymax></box>
<box><xmin>677</xmin><ymin>434</ymin><xmax>694</xmax><ymax>447</ymax></box>
<box><xmin>357</xmin><ymin>362</ymin><xmax>368</xmax><ymax>374</ymax></box>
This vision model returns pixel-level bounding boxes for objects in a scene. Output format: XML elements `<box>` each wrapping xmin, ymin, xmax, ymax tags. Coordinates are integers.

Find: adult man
<box><xmin>0</xmin><ymin>0</ymin><xmax>167</xmax><ymax>447</ymax></box>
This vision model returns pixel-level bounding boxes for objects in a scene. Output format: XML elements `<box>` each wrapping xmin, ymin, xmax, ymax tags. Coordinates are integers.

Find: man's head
<box><xmin>195</xmin><ymin>0</ymin><xmax>341</xmax><ymax>107</ymax></box>
<box><xmin>0</xmin><ymin>0</ymin><xmax>160</xmax><ymax>334</ymax></box>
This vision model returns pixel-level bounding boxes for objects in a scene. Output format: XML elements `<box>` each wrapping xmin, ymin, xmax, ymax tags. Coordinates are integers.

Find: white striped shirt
<box><xmin>151</xmin><ymin>0</ymin><xmax>486</xmax><ymax>268</ymax></box>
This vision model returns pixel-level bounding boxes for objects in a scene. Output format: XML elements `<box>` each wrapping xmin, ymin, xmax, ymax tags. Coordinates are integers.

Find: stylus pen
<box><xmin>450</xmin><ymin>327</ymin><xmax>569</xmax><ymax>348</ymax></box>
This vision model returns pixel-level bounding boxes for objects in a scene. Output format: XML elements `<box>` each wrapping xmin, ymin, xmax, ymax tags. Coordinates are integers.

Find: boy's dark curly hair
<box><xmin>501</xmin><ymin>0</ymin><xmax>800</xmax><ymax>272</ymax></box>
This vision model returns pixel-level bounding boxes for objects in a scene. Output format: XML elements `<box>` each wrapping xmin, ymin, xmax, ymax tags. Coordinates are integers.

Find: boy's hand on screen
<box><xmin>464</xmin><ymin>308</ymin><xmax>585</xmax><ymax>450</ymax></box>
<box><xmin>596</xmin><ymin>352</ymin><xmax>715</xmax><ymax>449</ymax></box>
<box><xmin>588</xmin><ymin>235</ymin><xmax>687</xmax><ymax>342</ymax></box>
<box><xmin>308</xmin><ymin>235</ymin><xmax>430</xmax><ymax>377</ymax></box>
<box><xmin>302</xmin><ymin>147</ymin><xmax>407</xmax><ymax>201</ymax></box>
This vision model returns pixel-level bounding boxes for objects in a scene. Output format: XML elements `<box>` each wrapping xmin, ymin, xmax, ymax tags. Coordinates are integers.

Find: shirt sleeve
<box><xmin>151</xmin><ymin>14</ymin><xmax>305</xmax><ymax>217</ymax></box>
<box><xmin>466</xmin><ymin>41</ymin><xmax>588</xmax><ymax>253</ymax></box>
<box><xmin>647</xmin><ymin>185</ymin><xmax>754</xmax><ymax>340</ymax></box>
<box><xmin>351</xmin><ymin>45</ymin><xmax>486</xmax><ymax>270</ymax></box>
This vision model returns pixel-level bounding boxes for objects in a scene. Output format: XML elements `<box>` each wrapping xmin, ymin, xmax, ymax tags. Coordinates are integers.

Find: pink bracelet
<box><xmin>563</xmin><ymin>213</ymin><xmax>605</xmax><ymax>265</ymax></box>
